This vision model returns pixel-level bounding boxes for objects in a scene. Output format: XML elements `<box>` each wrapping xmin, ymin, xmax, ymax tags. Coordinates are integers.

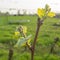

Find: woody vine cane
<box><xmin>31</xmin><ymin>17</ymin><xmax>43</xmax><ymax>60</ymax></box>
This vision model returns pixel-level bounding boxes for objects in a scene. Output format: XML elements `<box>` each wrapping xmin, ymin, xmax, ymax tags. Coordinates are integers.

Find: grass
<box><xmin>0</xmin><ymin>15</ymin><xmax>60</xmax><ymax>60</ymax></box>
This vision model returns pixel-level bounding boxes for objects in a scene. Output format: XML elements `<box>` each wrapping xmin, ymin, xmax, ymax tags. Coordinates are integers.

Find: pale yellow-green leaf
<box><xmin>15</xmin><ymin>31</ymin><xmax>20</xmax><ymax>36</ymax></box>
<box><xmin>47</xmin><ymin>12</ymin><xmax>56</xmax><ymax>17</ymax></box>
<box><xmin>37</xmin><ymin>8</ymin><xmax>45</xmax><ymax>19</ymax></box>
<box><xmin>22</xmin><ymin>26</ymin><xmax>27</xmax><ymax>34</ymax></box>
<box><xmin>14</xmin><ymin>35</ymin><xmax>32</xmax><ymax>47</ymax></box>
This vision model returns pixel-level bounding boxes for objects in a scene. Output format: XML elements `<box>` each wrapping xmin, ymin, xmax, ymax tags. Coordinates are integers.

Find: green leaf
<box><xmin>14</xmin><ymin>35</ymin><xmax>32</xmax><ymax>47</ymax></box>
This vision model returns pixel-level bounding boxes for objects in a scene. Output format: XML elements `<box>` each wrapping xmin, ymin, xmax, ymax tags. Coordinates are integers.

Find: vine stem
<box><xmin>30</xmin><ymin>17</ymin><xmax>43</xmax><ymax>60</ymax></box>
<box><xmin>18</xmin><ymin>17</ymin><xmax>43</xmax><ymax>60</ymax></box>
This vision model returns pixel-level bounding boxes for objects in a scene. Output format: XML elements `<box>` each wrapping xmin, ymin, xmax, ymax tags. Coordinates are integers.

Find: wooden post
<box><xmin>50</xmin><ymin>37</ymin><xmax>59</xmax><ymax>53</ymax></box>
<box><xmin>8</xmin><ymin>47</ymin><xmax>13</xmax><ymax>60</ymax></box>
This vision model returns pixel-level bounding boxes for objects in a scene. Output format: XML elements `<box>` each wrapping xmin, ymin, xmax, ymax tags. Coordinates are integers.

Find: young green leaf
<box><xmin>14</xmin><ymin>35</ymin><xmax>32</xmax><ymax>47</ymax></box>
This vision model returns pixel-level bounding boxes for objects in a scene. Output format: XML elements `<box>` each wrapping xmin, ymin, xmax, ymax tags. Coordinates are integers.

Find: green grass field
<box><xmin>0</xmin><ymin>15</ymin><xmax>60</xmax><ymax>60</ymax></box>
